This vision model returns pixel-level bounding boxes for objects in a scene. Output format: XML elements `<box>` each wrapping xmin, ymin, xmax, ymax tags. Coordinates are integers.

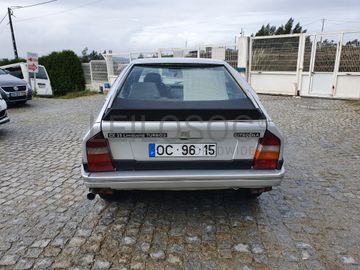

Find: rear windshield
<box><xmin>106</xmin><ymin>64</ymin><xmax>264</xmax><ymax>121</ymax></box>
<box><xmin>116</xmin><ymin>65</ymin><xmax>247</xmax><ymax>101</ymax></box>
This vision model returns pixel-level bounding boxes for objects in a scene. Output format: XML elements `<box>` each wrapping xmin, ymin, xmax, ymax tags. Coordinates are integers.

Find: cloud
<box><xmin>0</xmin><ymin>0</ymin><xmax>359</xmax><ymax>59</ymax></box>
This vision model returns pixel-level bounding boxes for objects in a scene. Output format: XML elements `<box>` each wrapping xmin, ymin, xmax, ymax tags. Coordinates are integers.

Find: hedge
<box><xmin>39</xmin><ymin>50</ymin><xmax>85</xmax><ymax>96</ymax></box>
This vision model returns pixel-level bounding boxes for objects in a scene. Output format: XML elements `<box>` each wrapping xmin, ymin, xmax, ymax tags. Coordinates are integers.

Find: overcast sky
<box><xmin>0</xmin><ymin>0</ymin><xmax>360</xmax><ymax>59</ymax></box>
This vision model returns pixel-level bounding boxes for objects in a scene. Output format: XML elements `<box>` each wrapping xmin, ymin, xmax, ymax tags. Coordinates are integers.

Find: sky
<box><xmin>0</xmin><ymin>0</ymin><xmax>360</xmax><ymax>59</ymax></box>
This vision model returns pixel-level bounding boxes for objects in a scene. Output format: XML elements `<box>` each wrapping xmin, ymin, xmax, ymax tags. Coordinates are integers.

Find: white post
<box><xmin>197</xmin><ymin>47</ymin><xmax>200</xmax><ymax>58</ymax></box>
<box><xmin>296</xmin><ymin>34</ymin><xmax>305</xmax><ymax>96</ymax></box>
<box><xmin>237</xmin><ymin>36</ymin><xmax>250</xmax><ymax>79</ymax></box>
<box><xmin>34</xmin><ymin>72</ymin><xmax>36</xmax><ymax>94</ymax></box>
<box><xmin>332</xmin><ymin>33</ymin><xmax>343</xmax><ymax>97</ymax></box>
<box><xmin>104</xmin><ymin>51</ymin><xmax>114</xmax><ymax>82</ymax></box>
<box><xmin>308</xmin><ymin>35</ymin><xmax>318</xmax><ymax>95</ymax></box>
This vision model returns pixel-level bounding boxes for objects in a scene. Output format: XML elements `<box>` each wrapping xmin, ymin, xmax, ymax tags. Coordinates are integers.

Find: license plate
<box><xmin>10</xmin><ymin>91</ymin><xmax>26</xmax><ymax>97</ymax></box>
<box><xmin>149</xmin><ymin>143</ymin><xmax>216</xmax><ymax>157</ymax></box>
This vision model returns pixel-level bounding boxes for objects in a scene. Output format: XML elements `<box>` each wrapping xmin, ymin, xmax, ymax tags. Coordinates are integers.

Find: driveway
<box><xmin>0</xmin><ymin>95</ymin><xmax>359</xmax><ymax>269</ymax></box>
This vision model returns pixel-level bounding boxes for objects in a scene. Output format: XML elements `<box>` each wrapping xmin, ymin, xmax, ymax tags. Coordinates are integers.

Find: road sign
<box><xmin>27</xmin><ymin>52</ymin><xmax>39</xmax><ymax>73</ymax></box>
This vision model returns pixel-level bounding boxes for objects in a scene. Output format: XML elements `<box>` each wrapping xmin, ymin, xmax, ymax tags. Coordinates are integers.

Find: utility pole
<box><xmin>5</xmin><ymin>1</ymin><xmax>57</xmax><ymax>59</ymax></box>
<box><xmin>321</xmin><ymin>18</ymin><xmax>325</xmax><ymax>33</ymax></box>
<box><xmin>7</xmin><ymin>7</ymin><xmax>18</xmax><ymax>59</ymax></box>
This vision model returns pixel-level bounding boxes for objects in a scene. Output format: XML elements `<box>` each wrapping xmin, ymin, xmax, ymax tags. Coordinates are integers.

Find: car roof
<box><xmin>130</xmin><ymin>57</ymin><xmax>226</xmax><ymax>65</ymax></box>
<box><xmin>0</xmin><ymin>62</ymin><xmax>45</xmax><ymax>69</ymax></box>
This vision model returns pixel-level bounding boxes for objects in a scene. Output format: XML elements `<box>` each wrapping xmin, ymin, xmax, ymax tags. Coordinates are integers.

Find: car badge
<box><xmin>13</xmin><ymin>86</ymin><xmax>18</xmax><ymax>91</ymax></box>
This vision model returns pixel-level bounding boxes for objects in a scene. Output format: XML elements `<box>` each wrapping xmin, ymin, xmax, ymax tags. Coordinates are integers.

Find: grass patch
<box><xmin>348</xmin><ymin>100</ymin><xmax>360</xmax><ymax>106</ymax></box>
<box><xmin>55</xmin><ymin>90</ymin><xmax>100</xmax><ymax>99</ymax></box>
<box><xmin>347</xmin><ymin>100</ymin><xmax>360</xmax><ymax>113</ymax></box>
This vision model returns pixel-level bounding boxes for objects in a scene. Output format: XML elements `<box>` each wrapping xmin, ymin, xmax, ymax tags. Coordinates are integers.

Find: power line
<box><xmin>10</xmin><ymin>0</ymin><xmax>58</xmax><ymax>10</ymax></box>
<box><xmin>302</xmin><ymin>19</ymin><xmax>321</xmax><ymax>27</ymax></box>
<box><xmin>3</xmin><ymin>0</ymin><xmax>58</xmax><ymax>59</ymax></box>
<box><xmin>14</xmin><ymin>0</ymin><xmax>107</xmax><ymax>23</ymax></box>
<box><xmin>0</xmin><ymin>24</ymin><xmax>8</xmax><ymax>35</ymax></box>
<box><xmin>0</xmin><ymin>12</ymin><xmax>7</xmax><ymax>25</ymax></box>
<box><xmin>326</xmin><ymin>19</ymin><xmax>360</xmax><ymax>24</ymax></box>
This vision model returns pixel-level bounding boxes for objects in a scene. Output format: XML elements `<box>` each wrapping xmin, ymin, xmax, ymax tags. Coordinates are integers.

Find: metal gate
<box><xmin>249</xmin><ymin>31</ymin><xmax>360</xmax><ymax>98</ymax></box>
<box><xmin>300</xmin><ymin>33</ymin><xmax>341</xmax><ymax>96</ymax></box>
<box><xmin>248</xmin><ymin>34</ymin><xmax>302</xmax><ymax>95</ymax></box>
<box><xmin>300</xmin><ymin>31</ymin><xmax>360</xmax><ymax>99</ymax></box>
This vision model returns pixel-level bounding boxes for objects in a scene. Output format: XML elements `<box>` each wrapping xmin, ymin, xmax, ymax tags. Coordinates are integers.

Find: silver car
<box><xmin>82</xmin><ymin>58</ymin><xmax>285</xmax><ymax>200</ymax></box>
<box><xmin>0</xmin><ymin>96</ymin><xmax>9</xmax><ymax>125</ymax></box>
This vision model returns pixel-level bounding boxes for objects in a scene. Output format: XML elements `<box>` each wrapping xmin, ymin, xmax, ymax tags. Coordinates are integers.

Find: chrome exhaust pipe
<box><xmin>87</xmin><ymin>192</ymin><xmax>96</xmax><ymax>200</ymax></box>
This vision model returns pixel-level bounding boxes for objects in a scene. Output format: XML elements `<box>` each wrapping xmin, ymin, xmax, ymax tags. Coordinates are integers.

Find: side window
<box><xmin>5</xmin><ymin>67</ymin><xmax>24</xmax><ymax>79</ymax></box>
<box><xmin>29</xmin><ymin>66</ymin><xmax>48</xmax><ymax>80</ymax></box>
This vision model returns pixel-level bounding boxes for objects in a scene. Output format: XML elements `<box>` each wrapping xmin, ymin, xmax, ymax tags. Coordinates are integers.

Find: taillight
<box><xmin>86</xmin><ymin>132</ymin><xmax>114</xmax><ymax>172</ymax></box>
<box><xmin>253</xmin><ymin>130</ymin><xmax>281</xmax><ymax>170</ymax></box>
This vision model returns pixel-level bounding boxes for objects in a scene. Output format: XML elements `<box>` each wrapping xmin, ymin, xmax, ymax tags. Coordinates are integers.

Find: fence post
<box><xmin>332</xmin><ymin>32</ymin><xmax>343</xmax><ymax>97</ymax></box>
<box><xmin>296</xmin><ymin>34</ymin><xmax>305</xmax><ymax>95</ymax></box>
<box><xmin>103</xmin><ymin>51</ymin><xmax>114</xmax><ymax>82</ymax></box>
<box><xmin>89</xmin><ymin>60</ymin><xmax>94</xmax><ymax>86</ymax></box>
<box><xmin>237</xmin><ymin>36</ymin><xmax>249</xmax><ymax>79</ymax></box>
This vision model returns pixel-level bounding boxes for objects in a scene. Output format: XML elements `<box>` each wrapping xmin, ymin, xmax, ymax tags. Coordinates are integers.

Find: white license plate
<box><xmin>10</xmin><ymin>91</ymin><xmax>26</xmax><ymax>97</ymax></box>
<box><xmin>149</xmin><ymin>143</ymin><xmax>216</xmax><ymax>157</ymax></box>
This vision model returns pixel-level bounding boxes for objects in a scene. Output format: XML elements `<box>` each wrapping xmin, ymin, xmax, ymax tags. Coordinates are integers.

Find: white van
<box><xmin>1</xmin><ymin>62</ymin><xmax>53</xmax><ymax>96</ymax></box>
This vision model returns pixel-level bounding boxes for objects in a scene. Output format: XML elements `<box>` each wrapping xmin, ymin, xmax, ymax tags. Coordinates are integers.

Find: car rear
<box><xmin>81</xmin><ymin>59</ymin><xmax>284</xmax><ymax>197</ymax></box>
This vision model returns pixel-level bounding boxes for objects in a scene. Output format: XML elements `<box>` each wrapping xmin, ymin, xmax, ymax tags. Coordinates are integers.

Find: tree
<box><xmin>255</xmin><ymin>18</ymin><xmax>306</xmax><ymax>36</ymax></box>
<box><xmin>39</xmin><ymin>50</ymin><xmax>85</xmax><ymax>96</ymax></box>
<box><xmin>80</xmin><ymin>47</ymin><xmax>104</xmax><ymax>63</ymax></box>
<box><xmin>0</xmin><ymin>58</ymin><xmax>26</xmax><ymax>66</ymax></box>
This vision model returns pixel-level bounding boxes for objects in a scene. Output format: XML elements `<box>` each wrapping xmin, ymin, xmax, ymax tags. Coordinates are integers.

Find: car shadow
<box><xmin>7</xmin><ymin>102</ymin><xmax>31</xmax><ymax>109</ymax></box>
<box><xmin>102</xmin><ymin>189</ymin><xmax>262</xmax><ymax>211</ymax></box>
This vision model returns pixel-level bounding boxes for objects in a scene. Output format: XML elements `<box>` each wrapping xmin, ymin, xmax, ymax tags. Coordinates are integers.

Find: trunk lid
<box><xmin>102</xmin><ymin>120</ymin><xmax>267</xmax><ymax>165</ymax></box>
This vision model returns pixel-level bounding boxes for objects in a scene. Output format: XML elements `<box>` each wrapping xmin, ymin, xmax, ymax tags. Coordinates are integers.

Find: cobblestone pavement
<box><xmin>0</xmin><ymin>95</ymin><xmax>359</xmax><ymax>270</ymax></box>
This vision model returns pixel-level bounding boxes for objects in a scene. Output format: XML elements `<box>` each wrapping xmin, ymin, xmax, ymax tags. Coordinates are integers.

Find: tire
<box><xmin>99</xmin><ymin>190</ymin><xmax>127</xmax><ymax>202</ymax></box>
<box><xmin>246</xmin><ymin>191</ymin><xmax>263</xmax><ymax>199</ymax></box>
<box><xmin>247</xmin><ymin>187</ymin><xmax>272</xmax><ymax>199</ymax></box>
<box><xmin>99</xmin><ymin>193</ymin><xmax>116</xmax><ymax>202</ymax></box>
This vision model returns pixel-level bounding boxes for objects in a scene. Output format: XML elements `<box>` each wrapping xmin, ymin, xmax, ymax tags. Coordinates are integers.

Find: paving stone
<box><xmin>0</xmin><ymin>254</ymin><xmax>18</xmax><ymax>266</ymax></box>
<box><xmin>33</xmin><ymin>257</ymin><xmax>54</xmax><ymax>269</ymax></box>
<box><xmin>150</xmin><ymin>250</ymin><xmax>166</xmax><ymax>260</ymax></box>
<box><xmin>15</xmin><ymin>259</ymin><xmax>34</xmax><ymax>270</ymax></box>
<box><xmin>234</xmin><ymin>243</ymin><xmax>250</xmax><ymax>253</ymax></box>
<box><xmin>0</xmin><ymin>95</ymin><xmax>359</xmax><ymax>269</ymax></box>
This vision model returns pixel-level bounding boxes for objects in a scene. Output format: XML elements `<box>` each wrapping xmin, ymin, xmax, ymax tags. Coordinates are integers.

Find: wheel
<box><xmin>99</xmin><ymin>193</ymin><xmax>116</xmax><ymax>201</ymax></box>
<box><xmin>246</xmin><ymin>191</ymin><xmax>263</xmax><ymax>199</ymax></box>
<box><xmin>246</xmin><ymin>187</ymin><xmax>272</xmax><ymax>199</ymax></box>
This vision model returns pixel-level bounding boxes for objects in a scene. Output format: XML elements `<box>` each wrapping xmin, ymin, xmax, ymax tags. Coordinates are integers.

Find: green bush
<box><xmin>0</xmin><ymin>58</ymin><xmax>26</xmax><ymax>66</ymax></box>
<box><xmin>39</xmin><ymin>50</ymin><xmax>85</xmax><ymax>96</ymax></box>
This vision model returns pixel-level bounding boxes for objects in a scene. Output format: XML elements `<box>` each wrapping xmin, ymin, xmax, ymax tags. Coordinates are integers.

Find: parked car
<box><xmin>0</xmin><ymin>95</ymin><xmax>9</xmax><ymax>125</ymax></box>
<box><xmin>0</xmin><ymin>68</ymin><xmax>32</xmax><ymax>105</ymax></box>
<box><xmin>1</xmin><ymin>63</ymin><xmax>53</xmax><ymax>96</ymax></box>
<box><xmin>82</xmin><ymin>58</ymin><xmax>285</xmax><ymax>201</ymax></box>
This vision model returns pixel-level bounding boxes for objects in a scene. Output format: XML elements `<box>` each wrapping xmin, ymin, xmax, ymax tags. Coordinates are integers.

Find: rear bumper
<box><xmin>0</xmin><ymin>116</ymin><xmax>9</xmax><ymax>125</ymax></box>
<box><xmin>0</xmin><ymin>109</ymin><xmax>9</xmax><ymax>125</ymax></box>
<box><xmin>81</xmin><ymin>166</ymin><xmax>285</xmax><ymax>190</ymax></box>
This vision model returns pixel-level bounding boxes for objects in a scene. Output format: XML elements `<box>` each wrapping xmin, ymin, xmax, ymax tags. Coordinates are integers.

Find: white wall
<box><xmin>250</xmin><ymin>72</ymin><xmax>298</xmax><ymax>95</ymax></box>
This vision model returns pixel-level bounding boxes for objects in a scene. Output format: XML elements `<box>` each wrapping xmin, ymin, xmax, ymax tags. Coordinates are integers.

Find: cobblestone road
<box><xmin>0</xmin><ymin>95</ymin><xmax>359</xmax><ymax>270</ymax></box>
